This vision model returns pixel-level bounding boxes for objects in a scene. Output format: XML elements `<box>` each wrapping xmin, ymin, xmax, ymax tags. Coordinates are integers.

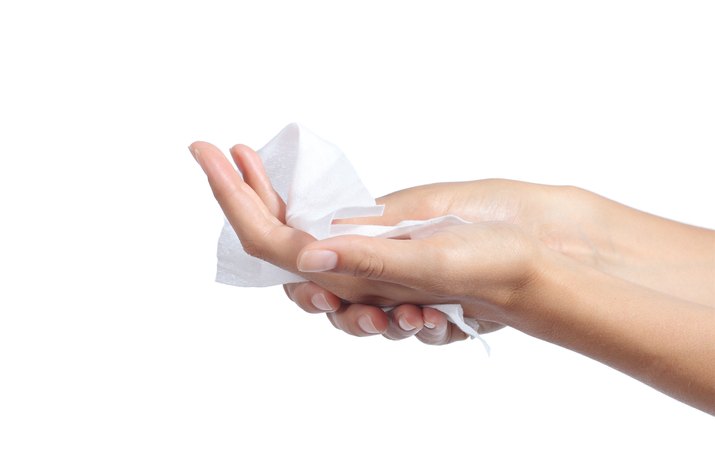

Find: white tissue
<box><xmin>215</xmin><ymin>123</ymin><xmax>488</xmax><ymax>350</ymax></box>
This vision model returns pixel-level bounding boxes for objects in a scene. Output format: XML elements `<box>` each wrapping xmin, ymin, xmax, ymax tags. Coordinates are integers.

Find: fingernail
<box><xmin>423</xmin><ymin>320</ymin><xmax>436</xmax><ymax>329</ymax></box>
<box><xmin>189</xmin><ymin>146</ymin><xmax>206</xmax><ymax>173</ymax></box>
<box><xmin>297</xmin><ymin>250</ymin><xmax>338</xmax><ymax>272</ymax></box>
<box><xmin>397</xmin><ymin>315</ymin><xmax>416</xmax><ymax>331</ymax></box>
<box><xmin>310</xmin><ymin>293</ymin><xmax>334</xmax><ymax>312</ymax></box>
<box><xmin>357</xmin><ymin>315</ymin><xmax>380</xmax><ymax>334</ymax></box>
<box><xmin>188</xmin><ymin>145</ymin><xmax>199</xmax><ymax>161</ymax></box>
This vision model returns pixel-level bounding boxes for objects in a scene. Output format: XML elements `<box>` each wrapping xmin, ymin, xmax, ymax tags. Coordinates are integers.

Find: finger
<box><xmin>332</xmin><ymin>183</ymin><xmax>453</xmax><ymax>226</ymax></box>
<box><xmin>421</xmin><ymin>306</ymin><xmax>448</xmax><ymax>331</ymax></box>
<box><xmin>189</xmin><ymin>141</ymin><xmax>280</xmax><ymax>238</ymax></box>
<box><xmin>415</xmin><ymin>307</ymin><xmax>449</xmax><ymax>345</ymax></box>
<box><xmin>230</xmin><ymin>144</ymin><xmax>286</xmax><ymax>220</ymax></box>
<box><xmin>383</xmin><ymin>304</ymin><xmax>424</xmax><ymax>340</ymax></box>
<box><xmin>446</xmin><ymin>325</ymin><xmax>469</xmax><ymax>344</ymax></box>
<box><xmin>296</xmin><ymin>234</ymin><xmax>443</xmax><ymax>289</ymax></box>
<box><xmin>325</xmin><ymin>312</ymin><xmax>340</xmax><ymax>330</ymax></box>
<box><xmin>284</xmin><ymin>282</ymin><xmax>340</xmax><ymax>313</ymax></box>
<box><xmin>416</xmin><ymin>307</ymin><xmax>468</xmax><ymax>345</ymax></box>
<box><xmin>189</xmin><ymin>141</ymin><xmax>313</xmax><ymax>271</ymax></box>
<box><xmin>330</xmin><ymin>304</ymin><xmax>389</xmax><ymax>337</ymax></box>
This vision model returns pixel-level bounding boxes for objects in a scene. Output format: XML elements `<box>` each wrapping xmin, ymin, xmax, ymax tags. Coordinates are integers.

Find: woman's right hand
<box><xmin>286</xmin><ymin>177</ymin><xmax>715</xmax><ymax>342</ymax></box>
<box><xmin>285</xmin><ymin>179</ymin><xmax>617</xmax><ymax>342</ymax></box>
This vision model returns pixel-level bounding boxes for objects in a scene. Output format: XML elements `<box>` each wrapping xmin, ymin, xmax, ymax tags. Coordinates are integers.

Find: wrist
<box><xmin>464</xmin><ymin>237</ymin><xmax>553</xmax><ymax>324</ymax></box>
<box><xmin>497</xmin><ymin>246</ymin><xmax>580</xmax><ymax>335</ymax></box>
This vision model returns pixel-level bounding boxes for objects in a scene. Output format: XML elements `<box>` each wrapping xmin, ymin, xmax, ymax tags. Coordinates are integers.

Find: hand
<box><xmin>287</xmin><ymin>176</ymin><xmax>715</xmax><ymax>339</ymax></box>
<box><xmin>283</xmin><ymin>179</ymin><xmax>616</xmax><ymax>342</ymax></box>
<box><xmin>188</xmin><ymin>142</ymin><xmax>546</xmax><ymax>343</ymax></box>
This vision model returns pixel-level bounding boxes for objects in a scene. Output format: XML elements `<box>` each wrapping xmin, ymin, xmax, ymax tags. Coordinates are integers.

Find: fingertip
<box><xmin>188</xmin><ymin>144</ymin><xmax>201</xmax><ymax>169</ymax></box>
<box><xmin>230</xmin><ymin>143</ymin><xmax>253</xmax><ymax>154</ymax></box>
<box><xmin>422</xmin><ymin>307</ymin><xmax>447</xmax><ymax>329</ymax></box>
<box><xmin>355</xmin><ymin>308</ymin><xmax>389</xmax><ymax>335</ymax></box>
<box><xmin>228</xmin><ymin>143</ymin><xmax>250</xmax><ymax>167</ymax></box>
<box><xmin>285</xmin><ymin>282</ymin><xmax>340</xmax><ymax>314</ymax></box>
<box><xmin>334</xmin><ymin>305</ymin><xmax>388</xmax><ymax>336</ymax></box>
<box><xmin>188</xmin><ymin>141</ymin><xmax>209</xmax><ymax>165</ymax></box>
<box><xmin>187</xmin><ymin>141</ymin><xmax>231</xmax><ymax>177</ymax></box>
<box><xmin>228</xmin><ymin>143</ymin><xmax>286</xmax><ymax>220</ymax></box>
<box><xmin>310</xmin><ymin>292</ymin><xmax>338</xmax><ymax>312</ymax></box>
<box><xmin>228</xmin><ymin>143</ymin><xmax>246</xmax><ymax>160</ymax></box>
<box><xmin>188</xmin><ymin>140</ymin><xmax>219</xmax><ymax>155</ymax></box>
<box><xmin>188</xmin><ymin>140</ymin><xmax>206</xmax><ymax>150</ymax></box>
<box><xmin>373</xmin><ymin>311</ymin><xmax>389</xmax><ymax>333</ymax></box>
<box><xmin>229</xmin><ymin>144</ymin><xmax>262</xmax><ymax>167</ymax></box>
<box><xmin>283</xmin><ymin>283</ymin><xmax>294</xmax><ymax>301</ymax></box>
<box><xmin>416</xmin><ymin>307</ymin><xmax>452</xmax><ymax>345</ymax></box>
<box><xmin>394</xmin><ymin>304</ymin><xmax>423</xmax><ymax>332</ymax></box>
<box><xmin>357</xmin><ymin>314</ymin><xmax>381</xmax><ymax>334</ymax></box>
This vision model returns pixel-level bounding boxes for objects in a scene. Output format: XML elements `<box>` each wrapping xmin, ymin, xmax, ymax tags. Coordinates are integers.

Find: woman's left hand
<box><xmin>189</xmin><ymin>141</ymin><xmax>528</xmax><ymax>343</ymax></box>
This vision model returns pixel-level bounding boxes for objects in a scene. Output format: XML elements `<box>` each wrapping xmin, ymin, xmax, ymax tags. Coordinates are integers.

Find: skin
<box><xmin>188</xmin><ymin>141</ymin><xmax>715</xmax><ymax>415</ymax></box>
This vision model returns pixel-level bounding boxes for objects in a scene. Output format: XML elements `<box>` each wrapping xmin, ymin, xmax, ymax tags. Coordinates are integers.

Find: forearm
<box><xmin>590</xmin><ymin>192</ymin><xmax>715</xmax><ymax>306</ymax></box>
<box><xmin>507</xmin><ymin>252</ymin><xmax>715</xmax><ymax>415</ymax></box>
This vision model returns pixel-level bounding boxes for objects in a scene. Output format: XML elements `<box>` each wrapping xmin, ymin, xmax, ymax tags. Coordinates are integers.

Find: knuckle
<box><xmin>240</xmin><ymin>226</ymin><xmax>276</xmax><ymax>261</ymax></box>
<box><xmin>211</xmin><ymin>182</ymin><xmax>239</xmax><ymax>204</ymax></box>
<box><xmin>353</xmin><ymin>253</ymin><xmax>385</xmax><ymax>279</ymax></box>
<box><xmin>241</xmin><ymin>238</ymin><xmax>265</xmax><ymax>259</ymax></box>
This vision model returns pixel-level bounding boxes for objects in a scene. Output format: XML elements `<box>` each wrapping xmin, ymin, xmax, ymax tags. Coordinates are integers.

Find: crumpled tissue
<box><xmin>215</xmin><ymin>123</ymin><xmax>488</xmax><ymax>351</ymax></box>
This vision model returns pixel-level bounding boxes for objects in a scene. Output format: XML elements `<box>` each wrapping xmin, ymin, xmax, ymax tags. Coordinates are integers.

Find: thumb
<box><xmin>296</xmin><ymin>235</ymin><xmax>442</xmax><ymax>287</ymax></box>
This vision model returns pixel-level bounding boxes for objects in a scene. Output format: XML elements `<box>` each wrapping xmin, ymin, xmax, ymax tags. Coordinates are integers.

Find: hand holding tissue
<box><xmin>210</xmin><ymin>124</ymin><xmax>488</xmax><ymax>349</ymax></box>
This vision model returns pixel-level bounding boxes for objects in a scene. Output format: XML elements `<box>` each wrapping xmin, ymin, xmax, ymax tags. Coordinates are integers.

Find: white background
<box><xmin>1</xmin><ymin>1</ymin><xmax>713</xmax><ymax>475</ymax></box>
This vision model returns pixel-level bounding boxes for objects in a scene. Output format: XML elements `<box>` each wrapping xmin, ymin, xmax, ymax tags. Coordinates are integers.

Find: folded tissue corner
<box><xmin>215</xmin><ymin>123</ymin><xmax>489</xmax><ymax>352</ymax></box>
